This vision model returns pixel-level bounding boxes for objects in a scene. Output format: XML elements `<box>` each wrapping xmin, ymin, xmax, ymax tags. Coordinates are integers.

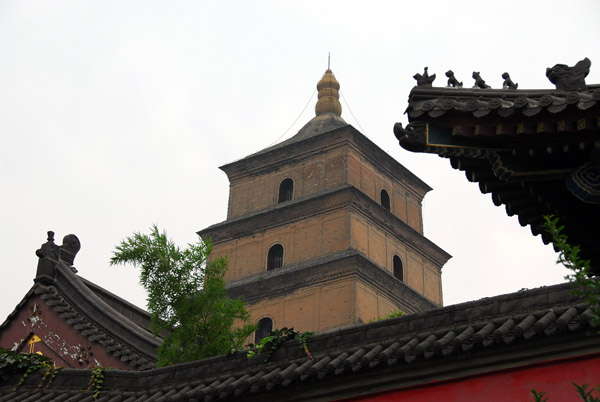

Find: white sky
<box><xmin>1</xmin><ymin>1</ymin><xmax>599</xmax><ymax>322</ymax></box>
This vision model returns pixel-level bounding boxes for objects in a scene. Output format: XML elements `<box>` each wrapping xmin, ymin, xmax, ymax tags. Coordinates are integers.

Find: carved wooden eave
<box><xmin>397</xmin><ymin>78</ymin><xmax>600</xmax><ymax>273</ymax></box>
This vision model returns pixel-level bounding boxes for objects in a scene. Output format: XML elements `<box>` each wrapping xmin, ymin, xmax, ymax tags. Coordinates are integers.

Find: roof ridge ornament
<box><xmin>414</xmin><ymin>67</ymin><xmax>436</xmax><ymax>87</ymax></box>
<box><xmin>546</xmin><ymin>57</ymin><xmax>591</xmax><ymax>91</ymax></box>
<box><xmin>472</xmin><ymin>72</ymin><xmax>490</xmax><ymax>89</ymax></box>
<box><xmin>445</xmin><ymin>70</ymin><xmax>463</xmax><ymax>88</ymax></box>
<box><xmin>502</xmin><ymin>72</ymin><xmax>518</xmax><ymax>89</ymax></box>
<box><xmin>36</xmin><ymin>231</ymin><xmax>81</xmax><ymax>274</ymax></box>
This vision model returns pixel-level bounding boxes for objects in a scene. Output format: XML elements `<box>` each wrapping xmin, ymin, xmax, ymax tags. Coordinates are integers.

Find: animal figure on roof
<box><xmin>546</xmin><ymin>57</ymin><xmax>591</xmax><ymax>91</ymax></box>
<box><xmin>472</xmin><ymin>71</ymin><xmax>490</xmax><ymax>89</ymax></box>
<box><xmin>445</xmin><ymin>70</ymin><xmax>462</xmax><ymax>87</ymax></box>
<box><xmin>502</xmin><ymin>72</ymin><xmax>518</xmax><ymax>89</ymax></box>
<box><xmin>413</xmin><ymin>67</ymin><xmax>436</xmax><ymax>86</ymax></box>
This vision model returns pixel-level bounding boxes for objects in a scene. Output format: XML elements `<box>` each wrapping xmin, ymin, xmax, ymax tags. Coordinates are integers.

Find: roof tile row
<box><xmin>34</xmin><ymin>284</ymin><xmax>155</xmax><ymax>371</ymax></box>
<box><xmin>2</xmin><ymin>283</ymin><xmax>596</xmax><ymax>401</ymax></box>
<box><xmin>407</xmin><ymin>86</ymin><xmax>600</xmax><ymax>119</ymax></box>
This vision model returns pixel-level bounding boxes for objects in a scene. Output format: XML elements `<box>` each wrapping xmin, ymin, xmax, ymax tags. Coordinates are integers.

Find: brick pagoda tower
<box><xmin>198</xmin><ymin>69</ymin><xmax>450</xmax><ymax>339</ymax></box>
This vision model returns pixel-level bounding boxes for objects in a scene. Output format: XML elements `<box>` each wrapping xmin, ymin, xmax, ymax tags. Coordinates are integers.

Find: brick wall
<box><xmin>209</xmin><ymin>126</ymin><xmax>445</xmax><ymax>335</ymax></box>
<box><xmin>211</xmin><ymin>209</ymin><xmax>351</xmax><ymax>282</ymax></box>
<box><xmin>211</xmin><ymin>205</ymin><xmax>442</xmax><ymax>306</ymax></box>
<box><xmin>225</xmin><ymin>142</ymin><xmax>424</xmax><ymax>234</ymax></box>
<box><xmin>227</xmin><ymin>149</ymin><xmax>346</xmax><ymax>219</ymax></box>
<box><xmin>350</xmin><ymin>214</ymin><xmax>442</xmax><ymax>305</ymax></box>
<box><xmin>246</xmin><ymin>278</ymin><xmax>356</xmax><ymax>333</ymax></box>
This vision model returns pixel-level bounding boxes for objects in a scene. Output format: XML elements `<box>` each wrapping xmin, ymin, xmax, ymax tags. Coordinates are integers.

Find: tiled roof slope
<box><xmin>398</xmin><ymin>77</ymin><xmax>600</xmax><ymax>272</ymax></box>
<box><xmin>406</xmin><ymin>84</ymin><xmax>600</xmax><ymax>119</ymax></box>
<box><xmin>1</xmin><ymin>255</ymin><xmax>159</xmax><ymax>370</ymax></box>
<box><xmin>2</xmin><ymin>282</ymin><xmax>598</xmax><ymax>401</ymax></box>
<box><xmin>80</xmin><ymin>277</ymin><xmax>153</xmax><ymax>334</ymax></box>
<box><xmin>219</xmin><ymin>124</ymin><xmax>432</xmax><ymax>199</ymax></box>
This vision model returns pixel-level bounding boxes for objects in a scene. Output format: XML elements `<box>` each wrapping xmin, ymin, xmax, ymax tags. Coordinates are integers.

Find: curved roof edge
<box><xmin>32</xmin><ymin>257</ymin><xmax>160</xmax><ymax>369</ymax></box>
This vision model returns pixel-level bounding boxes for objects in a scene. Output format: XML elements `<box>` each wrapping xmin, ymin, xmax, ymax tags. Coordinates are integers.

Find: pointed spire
<box><xmin>315</xmin><ymin>69</ymin><xmax>342</xmax><ymax>117</ymax></box>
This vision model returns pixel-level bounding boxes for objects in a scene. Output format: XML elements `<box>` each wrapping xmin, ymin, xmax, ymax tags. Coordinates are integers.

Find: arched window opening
<box><xmin>381</xmin><ymin>189</ymin><xmax>391</xmax><ymax>211</ymax></box>
<box><xmin>278</xmin><ymin>178</ymin><xmax>294</xmax><ymax>203</ymax></box>
<box><xmin>393</xmin><ymin>255</ymin><xmax>404</xmax><ymax>282</ymax></box>
<box><xmin>267</xmin><ymin>244</ymin><xmax>284</xmax><ymax>270</ymax></box>
<box><xmin>255</xmin><ymin>317</ymin><xmax>273</xmax><ymax>343</ymax></box>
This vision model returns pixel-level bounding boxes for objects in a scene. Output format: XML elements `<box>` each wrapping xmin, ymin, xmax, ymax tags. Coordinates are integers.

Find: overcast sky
<box><xmin>1</xmin><ymin>1</ymin><xmax>599</xmax><ymax>323</ymax></box>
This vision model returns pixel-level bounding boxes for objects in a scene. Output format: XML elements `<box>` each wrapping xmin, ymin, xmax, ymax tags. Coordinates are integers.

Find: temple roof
<box><xmin>1</xmin><ymin>282</ymin><xmax>597</xmax><ymax>401</ymax></box>
<box><xmin>406</xmin><ymin>84</ymin><xmax>600</xmax><ymax>120</ymax></box>
<box><xmin>0</xmin><ymin>232</ymin><xmax>159</xmax><ymax>370</ymax></box>
<box><xmin>396</xmin><ymin>59</ymin><xmax>600</xmax><ymax>273</ymax></box>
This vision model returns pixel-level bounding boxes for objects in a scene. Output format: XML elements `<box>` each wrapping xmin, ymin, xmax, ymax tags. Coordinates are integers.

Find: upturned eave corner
<box><xmin>397</xmin><ymin>59</ymin><xmax>600</xmax><ymax>273</ymax></box>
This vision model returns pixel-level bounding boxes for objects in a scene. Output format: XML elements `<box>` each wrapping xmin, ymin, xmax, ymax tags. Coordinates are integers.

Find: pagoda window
<box><xmin>393</xmin><ymin>255</ymin><xmax>403</xmax><ymax>281</ymax></box>
<box><xmin>381</xmin><ymin>189</ymin><xmax>391</xmax><ymax>211</ymax></box>
<box><xmin>255</xmin><ymin>317</ymin><xmax>273</xmax><ymax>343</ymax></box>
<box><xmin>267</xmin><ymin>244</ymin><xmax>284</xmax><ymax>270</ymax></box>
<box><xmin>278</xmin><ymin>178</ymin><xmax>294</xmax><ymax>203</ymax></box>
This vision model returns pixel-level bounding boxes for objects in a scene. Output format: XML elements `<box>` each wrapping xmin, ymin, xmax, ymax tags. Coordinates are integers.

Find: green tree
<box><xmin>111</xmin><ymin>225</ymin><xmax>256</xmax><ymax>366</ymax></box>
<box><xmin>530</xmin><ymin>216</ymin><xmax>600</xmax><ymax>400</ymax></box>
<box><xmin>542</xmin><ymin>216</ymin><xmax>600</xmax><ymax>326</ymax></box>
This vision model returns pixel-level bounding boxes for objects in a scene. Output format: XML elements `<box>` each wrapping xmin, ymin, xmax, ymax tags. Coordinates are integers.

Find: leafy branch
<box><xmin>573</xmin><ymin>383</ymin><xmax>600</xmax><ymax>402</ymax></box>
<box><xmin>246</xmin><ymin>328</ymin><xmax>315</xmax><ymax>362</ymax></box>
<box><xmin>532</xmin><ymin>384</ymin><xmax>600</xmax><ymax>401</ymax></box>
<box><xmin>87</xmin><ymin>366</ymin><xmax>108</xmax><ymax>400</ymax></box>
<box><xmin>111</xmin><ymin>225</ymin><xmax>256</xmax><ymax>366</ymax></box>
<box><xmin>0</xmin><ymin>348</ymin><xmax>55</xmax><ymax>390</ymax></box>
<box><xmin>530</xmin><ymin>217</ymin><xmax>600</xmax><ymax>400</ymax></box>
<box><xmin>531</xmin><ymin>389</ymin><xmax>548</xmax><ymax>402</ymax></box>
<box><xmin>367</xmin><ymin>309</ymin><xmax>404</xmax><ymax>323</ymax></box>
<box><xmin>542</xmin><ymin>216</ymin><xmax>600</xmax><ymax>326</ymax></box>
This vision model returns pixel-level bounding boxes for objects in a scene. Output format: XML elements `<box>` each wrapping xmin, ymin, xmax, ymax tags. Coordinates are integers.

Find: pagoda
<box><xmin>199</xmin><ymin>69</ymin><xmax>450</xmax><ymax>338</ymax></box>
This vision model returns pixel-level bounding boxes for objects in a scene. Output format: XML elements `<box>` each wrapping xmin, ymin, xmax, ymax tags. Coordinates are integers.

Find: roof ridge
<box><xmin>37</xmin><ymin>260</ymin><xmax>160</xmax><ymax>369</ymax></box>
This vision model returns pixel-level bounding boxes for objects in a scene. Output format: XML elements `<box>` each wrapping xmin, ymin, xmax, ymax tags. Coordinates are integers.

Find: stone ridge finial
<box><xmin>414</xmin><ymin>67</ymin><xmax>436</xmax><ymax>86</ymax></box>
<box><xmin>315</xmin><ymin>69</ymin><xmax>342</xmax><ymax>117</ymax></box>
<box><xmin>36</xmin><ymin>231</ymin><xmax>81</xmax><ymax>273</ymax></box>
<box><xmin>36</xmin><ymin>231</ymin><xmax>57</xmax><ymax>260</ymax></box>
<box><xmin>547</xmin><ymin>57</ymin><xmax>591</xmax><ymax>91</ymax></box>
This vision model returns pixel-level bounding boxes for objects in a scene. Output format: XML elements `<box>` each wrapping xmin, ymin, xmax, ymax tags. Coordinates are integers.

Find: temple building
<box><xmin>396</xmin><ymin>58</ymin><xmax>600</xmax><ymax>273</ymax></box>
<box><xmin>198</xmin><ymin>69</ymin><xmax>450</xmax><ymax>337</ymax></box>
<box><xmin>0</xmin><ymin>232</ymin><xmax>159</xmax><ymax>370</ymax></box>
<box><xmin>2</xmin><ymin>61</ymin><xmax>599</xmax><ymax>401</ymax></box>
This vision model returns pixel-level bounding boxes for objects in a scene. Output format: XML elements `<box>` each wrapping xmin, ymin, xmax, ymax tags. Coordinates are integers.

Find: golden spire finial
<box><xmin>315</xmin><ymin>68</ymin><xmax>342</xmax><ymax>117</ymax></box>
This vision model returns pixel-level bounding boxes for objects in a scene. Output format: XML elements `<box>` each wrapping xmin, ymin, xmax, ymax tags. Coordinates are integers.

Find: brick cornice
<box><xmin>349</xmin><ymin>189</ymin><xmax>451</xmax><ymax>268</ymax></box>
<box><xmin>220</xmin><ymin>127</ymin><xmax>351</xmax><ymax>182</ymax></box>
<box><xmin>220</xmin><ymin>125</ymin><xmax>431</xmax><ymax>198</ymax></box>
<box><xmin>198</xmin><ymin>185</ymin><xmax>352</xmax><ymax>241</ymax></box>
<box><xmin>345</xmin><ymin>130</ymin><xmax>431</xmax><ymax>199</ymax></box>
<box><xmin>198</xmin><ymin>185</ymin><xmax>451</xmax><ymax>269</ymax></box>
<box><xmin>226</xmin><ymin>250</ymin><xmax>438</xmax><ymax>311</ymax></box>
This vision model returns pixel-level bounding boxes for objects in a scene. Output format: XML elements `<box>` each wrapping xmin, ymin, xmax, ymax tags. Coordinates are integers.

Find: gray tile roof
<box><xmin>2</xmin><ymin>282</ymin><xmax>598</xmax><ymax>401</ymax></box>
<box><xmin>1</xmin><ymin>259</ymin><xmax>159</xmax><ymax>371</ymax></box>
<box><xmin>398</xmin><ymin>81</ymin><xmax>600</xmax><ymax>274</ymax></box>
<box><xmin>406</xmin><ymin>84</ymin><xmax>600</xmax><ymax>119</ymax></box>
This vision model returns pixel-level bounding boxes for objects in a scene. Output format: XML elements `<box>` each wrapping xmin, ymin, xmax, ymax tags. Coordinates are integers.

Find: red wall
<box><xmin>0</xmin><ymin>294</ymin><xmax>133</xmax><ymax>370</ymax></box>
<box><xmin>339</xmin><ymin>354</ymin><xmax>600</xmax><ymax>402</ymax></box>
